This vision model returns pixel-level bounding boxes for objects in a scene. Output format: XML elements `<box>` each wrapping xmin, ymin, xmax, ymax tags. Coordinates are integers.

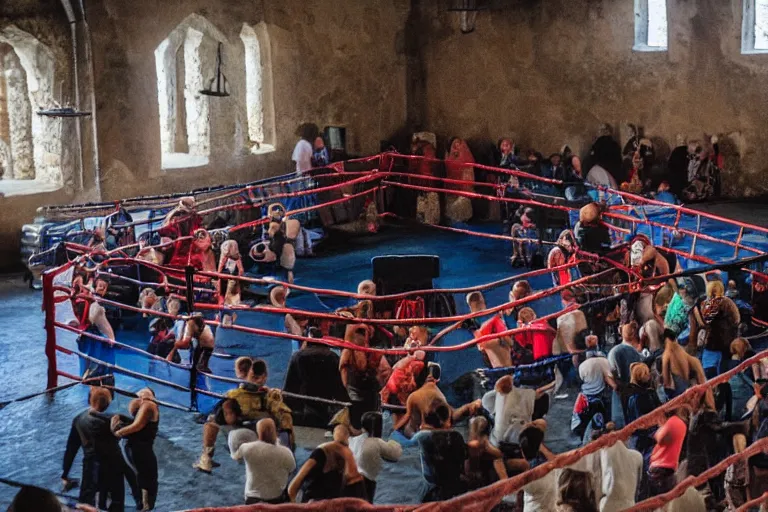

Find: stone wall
<box><xmin>90</xmin><ymin>0</ymin><xmax>410</xmax><ymax>200</ymax></box>
<box><xmin>416</xmin><ymin>0</ymin><xmax>768</xmax><ymax>197</ymax></box>
<box><xmin>0</xmin><ymin>0</ymin><xmax>74</xmax><ymax>272</ymax></box>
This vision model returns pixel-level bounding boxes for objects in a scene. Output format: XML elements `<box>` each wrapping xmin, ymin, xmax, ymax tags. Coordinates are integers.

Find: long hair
<box><xmin>361</xmin><ymin>411</ymin><xmax>383</xmax><ymax>438</ymax></box>
<box><xmin>557</xmin><ymin>469</ymin><xmax>598</xmax><ymax>512</ymax></box>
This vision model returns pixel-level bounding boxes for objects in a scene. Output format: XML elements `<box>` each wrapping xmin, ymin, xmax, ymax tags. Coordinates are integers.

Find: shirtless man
<box><xmin>661</xmin><ymin>328</ymin><xmax>706</xmax><ymax>399</ymax></box>
<box><xmin>467</xmin><ymin>291</ymin><xmax>513</xmax><ymax>368</ymax></box>
<box><xmin>166</xmin><ymin>312</ymin><xmax>215</xmax><ymax>373</ymax></box>
<box><xmin>392</xmin><ymin>366</ymin><xmax>481</xmax><ymax>438</ymax></box>
<box><xmin>507</xmin><ymin>280</ymin><xmax>533</xmax><ymax>323</ymax></box>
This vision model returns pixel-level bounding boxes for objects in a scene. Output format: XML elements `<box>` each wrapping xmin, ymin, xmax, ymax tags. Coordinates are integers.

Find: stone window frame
<box><xmin>154</xmin><ymin>14</ymin><xmax>227</xmax><ymax>171</ymax></box>
<box><xmin>633</xmin><ymin>0</ymin><xmax>668</xmax><ymax>52</ymax></box>
<box><xmin>0</xmin><ymin>25</ymin><xmax>63</xmax><ymax>197</ymax></box>
<box><xmin>742</xmin><ymin>0</ymin><xmax>768</xmax><ymax>54</ymax></box>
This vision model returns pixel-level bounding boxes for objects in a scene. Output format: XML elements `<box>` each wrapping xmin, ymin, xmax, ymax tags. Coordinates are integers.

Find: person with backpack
<box><xmin>622</xmin><ymin>363</ymin><xmax>661</xmax><ymax>500</ymax></box>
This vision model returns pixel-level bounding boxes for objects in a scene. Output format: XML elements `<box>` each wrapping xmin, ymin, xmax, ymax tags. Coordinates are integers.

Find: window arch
<box><xmin>742</xmin><ymin>0</ymin><xmax>768</xmax><ymax>54</ymax></box>
<box><xmin>0</xmin><ymin>25</ymin><xmax>62</xmax><ymax>195</ymax></box>
<box><xmin>634</xmin><ymin>0</ymin><xmax>668</xmax><ymax>52</ymax></box>
<box><xmin>240</xmin><ymin>23</ymin><xmax>275</xmax><ymax>153</ymax></box>
<box><xmin>155</xmin><ymin>14</ymin><xmax>227</xmax><ymax>170</ymax></box>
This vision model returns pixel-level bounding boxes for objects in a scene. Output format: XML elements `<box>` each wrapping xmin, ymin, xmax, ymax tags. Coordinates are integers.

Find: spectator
<box><xmin>607</xmin><ymin>322</ymin><xmax>643</xmax><ymax>428</ymax></box>
<box><xmin>572</xmin><ymin>335</ymin><xmax>616</xmax><ymax>444</ymax></box>
<box><xmin>596</xmin><ymin>425</ymin><xmax>643</xmax><ymax>512</ymax></box>
<box><xmin>465</xmin><ymin>416</ymin><xmax>507</xmax><ymax>490</ymax></box>
<box><xmin>648</xmin><ymin>409</ymin><xmax>688</xmax><ymax>495</ymax></box>
<box><xmin>412</xmin><ymin>404</ymin><xmax>468</xmax><ymax>502</ymax></box>
<box><xmin>230</xmin><ymin>418</ymin><xmax>295</xmax><ymax>505</ymax></box>
<box><xmin>349</xmin><ymin>412</ymin><xmax>403</xmax><ymax>502</ymax></box>
<box><xmin>292</xmin><ymin>123</ymin><xmax>318</xmax><ymax>174</ymax></box>
<box><xmin>288</xmin><ymin>425</ymin><xmax>356</xmax><ymax>503</ymax></box>
<box><xmin>556</xmin><ymin>468</ymin><xmax>599</xmax><ymax>512</ymax></box>
<box><xmin>693</xmin><ymin>279</ymin><xmax>740</xmax><ymax>378</ymax></box>
<box><xmin>622</xmin><ymin>362</ymin><xmax>661</xmax><ymax>500</ymax></box>
<box><xmin>283</xmin><ymin>327</ymin><xmax>349</xmax><ymax>427</ymax></box>
<box><xmin>311</xmin><ymin>135</ymin><xmax>330</xmax><ymax>167</ymax></box>
<box><xmin>654</xmin><ymin>181</ymin><xmax>678</xmax><ymax>204</ymax></box>
<box><xmin>515</xmin><ymin>307</ymin><xmax>555</xmax><ymax>361</ymax></box>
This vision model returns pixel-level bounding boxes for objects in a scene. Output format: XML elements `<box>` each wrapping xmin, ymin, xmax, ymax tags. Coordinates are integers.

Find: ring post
<box><xmin>42</xmin><ymin>269</ymin><xmax>58</xmax><ymax>390</ymax></box>
<box><xmin>185</xmin><ymin>265</ymin><xmax>198</xmax><ymax>411</ymax></box>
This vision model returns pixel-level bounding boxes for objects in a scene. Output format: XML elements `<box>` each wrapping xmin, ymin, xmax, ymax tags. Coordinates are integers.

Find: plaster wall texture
<box><xmin>89</xmin><ymin>0</ymin><xmax>409</xmax><ymax>200</ymax></box>
<box><xmin>418</xmin><ymin>0</ymin><xmax>768</xmax><ymax>197</ymax></box>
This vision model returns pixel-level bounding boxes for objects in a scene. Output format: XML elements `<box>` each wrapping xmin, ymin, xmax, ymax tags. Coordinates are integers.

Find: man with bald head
<box><xmin>231</xmin><ymin>418</ymin><xmax>296</xmax><ymax>504</ymax></box>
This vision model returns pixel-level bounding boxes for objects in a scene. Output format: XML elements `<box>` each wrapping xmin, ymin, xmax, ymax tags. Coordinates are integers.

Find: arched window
<box><xmin>155</xmin><ymin>14</ymin><xmax>227</xmax><ymax>170</ymax></box>
<box><xmin>634</xmin><ymin>0</ymin><xmax>668</xmax><ymax>52</ymax></box>
<box><xmin>240</xmin><ymin>23</ymin><xmax>275</xmax><ymax>153</ymax></box>
<box><xmin>0</xmin><ymin>25</ymin><xmax>62</xmax><ymax>196</ymax></box>
<box><xmin>742</xmin><ymin>0</ymin><xmax>768</xmax><ymax>54</ymax></box>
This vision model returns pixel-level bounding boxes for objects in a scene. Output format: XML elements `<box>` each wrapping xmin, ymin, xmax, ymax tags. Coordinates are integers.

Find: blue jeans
<box><xmin>702</xmin><ymin>349</ymin><xmax>723</xmax><ymax>378</ymax></box>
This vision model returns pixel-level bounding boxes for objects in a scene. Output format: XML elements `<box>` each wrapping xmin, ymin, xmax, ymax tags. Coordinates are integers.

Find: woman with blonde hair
<box><xmin>692</xmin><ymin>279</ymin><xmax>740</xmax><ymax>378</ymax></box>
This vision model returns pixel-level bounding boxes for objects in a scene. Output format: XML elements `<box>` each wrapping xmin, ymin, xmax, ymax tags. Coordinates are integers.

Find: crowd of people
<box><xmin>409</xmin><ymin>124</ymin><xmax>724</xmax><ymax>212</ymax></box>
<box><xmin>57</xmin><ymin>250</ymin><xmax>768</xmax><ymax>511</ymax></box>
<box><xmin>40</xmin><ymin>128</ymin><xmax>768</xmax><ymax>512</ymax></box>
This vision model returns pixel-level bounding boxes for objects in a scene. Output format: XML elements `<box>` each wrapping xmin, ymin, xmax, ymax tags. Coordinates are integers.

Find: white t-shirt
<box><xmin>292</xmin><ymin>139</ymin><xmax>313</xmax><ymax>173</ymax></box>
<box><xmin>348</xmin><ymin>433</ymin><xmax>403</xmax><ymax>481</ymax></box>
<box><xmin>523</xmin><ymin>470</ymin><xmax>557</xmax><ymax>512</ymax></box>
<box><xmin>579</xmin><ymin>356</ymin><xmax>612</xmax><ymax>396</ymax></box>
<box><xmin>599</xmin><ymin>441</ymin><xmax>643</xmax><ymax>512</ymax></box>
<box><xmin>232</xmin><ymin>440</ymin><xmax>296</xmax><ymax>501</ymax></box>
<box><xmin>586</xmin><ymin>164</ymin><xmax>618</xmax><ymax>189</ymax></box>
<box><xmin>482</xmin><ymin>386</ymin><xmax>536</xmax><ymax>446</ymax></box>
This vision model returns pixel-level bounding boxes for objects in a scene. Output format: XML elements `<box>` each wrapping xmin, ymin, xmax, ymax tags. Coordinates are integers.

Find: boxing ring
<box><xmin>33</xmin><ymin>153</ymin><xmax>768</xmax><ymax>510</ymax></box>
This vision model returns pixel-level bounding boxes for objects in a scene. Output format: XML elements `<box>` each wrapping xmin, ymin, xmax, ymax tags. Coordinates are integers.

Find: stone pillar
<box><xmin>183</xmin><ymin>28</ymin><xmax>209</xmax><ymax>157</ymax></box>
<box><xmin>3</xmin><ymin>52</ymin><xmax>34</xmax><ymax>180</ymax></box>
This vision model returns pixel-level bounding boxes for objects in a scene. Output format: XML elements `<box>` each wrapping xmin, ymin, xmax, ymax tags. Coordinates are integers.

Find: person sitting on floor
<box><xmin>193</xmin><ymin>359</ymin><xmax>294</xmax><ymax>473</ymax></box>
